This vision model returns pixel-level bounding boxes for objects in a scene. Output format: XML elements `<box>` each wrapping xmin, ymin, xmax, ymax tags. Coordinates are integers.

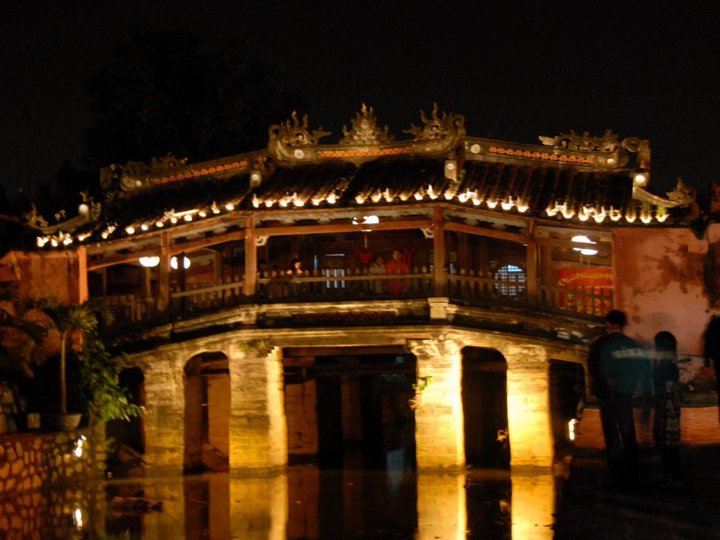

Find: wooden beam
<box><xmin>86</xmin><ymin>230</ymin><xmax>245</xmax><ymax>270</ymax></box>
<box><xmin>258</xmin><ymin>218</ymin><xmax>433</xmax><ymax>237</ymax></box>
<box><xmin>444</xmin><ymin>221</ymin><xmax>528</xmax><ymax>244</ymax></box>
<box><xmin>170</xmin><ymin>230</ymin><xmax>244</xmax><ymax>255</ymax></box>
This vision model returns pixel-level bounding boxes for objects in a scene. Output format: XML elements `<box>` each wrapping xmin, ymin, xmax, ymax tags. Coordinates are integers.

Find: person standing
<box><xmin>652</xmin><ymin>331</ymin><xmax>682</xmax><ymax>487</ymax></box>
<box><xmin>368</xmin><ymin>255</ymin><xmax>386</xmax><ymax>294</ymax></box>
<box><xmin>587</xmin><ymin>309</ymin><xmax>651</xmax><ymax>490</ymax></box>
<box><xmin>385</xmin><ymin>250</ymin><xmax>410</xmax><ymax>294</ymax></box>
<box><xmin>703</xmin><ymin>315</ymin><xmax>720</xmax><ymax>422</ymax></box>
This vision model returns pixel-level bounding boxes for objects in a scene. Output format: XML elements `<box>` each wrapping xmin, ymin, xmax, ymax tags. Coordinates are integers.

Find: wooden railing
<box><xmin>99</xmin><ymin>266</ymin><xmax>612</xmax><ymax>324</ymax></box>
<box><xmin>257</xmin><ymin>266</ymin><xmax>432</xmax><ymax>301</ymax></box>
<box><xmin>447</xmin><ymin>269</ymin><xmax>527</xmax><ymax>306</ymax></box>
<box><xmin>170</xmin><ymin>278</ymin><xmax>245</xmax><ymax>314</ymax></box>
<box><xmin>538</xmin><ymin>284</ymin><xmax>613</xmax><ymax>317</ymax></box>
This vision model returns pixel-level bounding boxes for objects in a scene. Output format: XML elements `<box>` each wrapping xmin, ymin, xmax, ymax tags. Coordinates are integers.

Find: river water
<box><xmin>1</xmin><ymin>463</ymin><xmax>559</xmax><ymax>539</ymax></box>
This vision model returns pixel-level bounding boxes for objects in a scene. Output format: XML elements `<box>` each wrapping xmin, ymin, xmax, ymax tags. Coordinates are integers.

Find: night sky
<box><xmin>2</xmin><ymin>1</ymin><xmax>719</xmax><ymax>199</ymax></box>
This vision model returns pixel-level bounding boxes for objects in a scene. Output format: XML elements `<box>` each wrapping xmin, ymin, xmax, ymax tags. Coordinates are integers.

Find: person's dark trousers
<box><xmin>598</xmin><ymin>397</ymin><xmax>623</xmax><ymax>484</ymax></box>
<box><xmin>598</xmin><ymin>395</ymin><xmax>639</xmax><ymax>488</ymax></box>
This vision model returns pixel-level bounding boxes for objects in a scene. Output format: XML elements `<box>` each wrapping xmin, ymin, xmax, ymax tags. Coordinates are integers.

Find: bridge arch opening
<box><xmin>184</xmin><ymin>351</ymin><xmax>230</xmax><ymax>473</ymax></box>
<box><xmin>549</xmin><ymin>359</ymin><xmax>585</xmax><ymax>460</ymax></box>
<box><xmin>461</xmin><ymin>347</ymin><xmax>510</xmax><ymax>469</ymax></box>
<box><xmin>283</xmin><ymin>346</ymin><xmax>416</xmax><ymax>471</ymax></box>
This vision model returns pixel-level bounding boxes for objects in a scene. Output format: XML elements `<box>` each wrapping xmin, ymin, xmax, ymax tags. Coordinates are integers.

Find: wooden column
<box><xmin>76</xmin><ymin>246</ymin><xmax>89</xmax><ymax>303</ymax></box>
<box><xmin>432</xmin><ymin>207</ymin><xmax>446</xmax><ymax>296</ymax></box>
<box><xmin>525</xmin><ymin>239</ymin><xmax>538</xmax><ymax>306</ymax></box>
<box><xmin>156</xmin><ymin>232</ymin><xmax>170</xmax><ymax>315</ymax></box>
<box><xmin>244</xmin><ymin>216</ymin><xmax>257</xmax><ymax>297</ymax></box>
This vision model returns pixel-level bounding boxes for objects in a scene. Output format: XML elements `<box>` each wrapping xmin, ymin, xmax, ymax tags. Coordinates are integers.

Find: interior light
<box><xmin>571</xmin><ymin>235</ymin><xmax>598</xmax><ymax>256</ymax></box>
<box><xmin>139</xmin><ymin>256</ymin><xmax>160</xmax><ymax>268</ymax></box>
<box><xmin>171</xmin><ymin>256</ymin><xmax>191</xmax><ymax>270</ymax></box>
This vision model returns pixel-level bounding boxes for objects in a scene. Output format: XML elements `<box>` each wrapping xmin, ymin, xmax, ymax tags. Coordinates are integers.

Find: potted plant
<box><xmin>25</xmin><ymin>299</ymin><xmax>142</xmax><ymax>431</ymax></box>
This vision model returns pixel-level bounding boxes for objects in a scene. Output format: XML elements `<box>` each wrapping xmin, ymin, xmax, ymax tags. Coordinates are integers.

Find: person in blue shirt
<box><xmin>587</xmin><ymin>309</ymin><xmax>651</xmax><ymax>490</ymax></box>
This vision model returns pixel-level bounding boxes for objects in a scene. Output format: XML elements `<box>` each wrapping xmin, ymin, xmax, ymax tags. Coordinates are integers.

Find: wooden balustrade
<box><xmin>98</xmin><ymin>266</ymin><xmax>611</xmax><ymax>325</ymax></box>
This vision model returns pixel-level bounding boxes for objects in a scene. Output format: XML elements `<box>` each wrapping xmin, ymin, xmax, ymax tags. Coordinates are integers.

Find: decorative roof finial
<box><xmin>340</xmin><ymin>104</ymin><xmax>392</xmax><ymax>145</ymax></box>
<box><xmin>404</xmin><ymin>103</ymin><xmax>465</xmax><ymax>142</ymax></box>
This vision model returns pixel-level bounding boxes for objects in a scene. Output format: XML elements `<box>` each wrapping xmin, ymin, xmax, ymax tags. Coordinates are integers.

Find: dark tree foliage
<box><xmin>84</xmin><ymin>30</ymin><xmax>303</xmax><ymax>169</ymax></box>
<box><xmin>32</xmin><ymin>161</ymin><xmax>97</xmax><ymax>217</ymax></box>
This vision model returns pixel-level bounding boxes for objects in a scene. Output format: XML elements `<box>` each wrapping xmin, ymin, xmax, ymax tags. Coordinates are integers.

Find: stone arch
<box><xmin>184</xmin><ymin>351</ymin><xmax>230</xmax><ymax>473</ymax></box>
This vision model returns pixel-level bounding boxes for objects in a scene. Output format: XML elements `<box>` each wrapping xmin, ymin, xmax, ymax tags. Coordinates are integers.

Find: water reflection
<box><xmin>0</xmin><ymin>466</ymin><xmax>556</xmax><ymax>539</ymax></box>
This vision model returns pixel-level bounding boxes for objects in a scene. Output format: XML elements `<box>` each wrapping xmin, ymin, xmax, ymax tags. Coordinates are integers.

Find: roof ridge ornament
<box><xmin>404</xmin><ymin>103</ymin><xmax>465</xmax><ymax>142</ymax></box>
<box><xmin>539</xmin><ymin>129</ymin><xmax>625</xmax><ymax>152</ymax></box>
<box><xmin>538</xmin><ymin>130</ymin><xmax>646</xmax><ymax>154</ymax></box>
<box><xmin>267</xmin><ymin>111</ymin><xmax>331</xmax><ymax>161</ymax></box>
<box><xmin>100</xmin><ymin>153</ymin><xmax>189</xmax><ymax>191</ymax></box>
<box><xmin>405</xmin><ymin>103</ymin><xmax>466</xmax><ymax>155</ymax></box>
<box><xmin>340</xmin><ymin>104</ymin><xmax>392</xmax><ymax>145</ymax></box>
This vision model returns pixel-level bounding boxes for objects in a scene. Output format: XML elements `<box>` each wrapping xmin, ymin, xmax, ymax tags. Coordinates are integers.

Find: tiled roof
<box><xmin>29</xmin><ymin>121</ymin><xmax>697</xmax><ymax>249</ymax></box>
<box><xmin>106</xmin><ymin>172</ymin><xmax>250</xmax><ymax>228</ymax></box>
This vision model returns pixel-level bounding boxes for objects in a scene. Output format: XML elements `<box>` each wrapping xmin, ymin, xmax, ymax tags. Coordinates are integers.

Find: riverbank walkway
<box><xmin>553</xmin><ymin>405</ymin><xmax>720</xmax><ymax>539</ymax></box>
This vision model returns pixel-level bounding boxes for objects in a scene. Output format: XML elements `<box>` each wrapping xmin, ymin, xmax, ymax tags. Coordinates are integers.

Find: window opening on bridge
<box><xmin>494</xmin><ymin>264</ymin><xmax>525</xmax><ymax>296</ymax></box>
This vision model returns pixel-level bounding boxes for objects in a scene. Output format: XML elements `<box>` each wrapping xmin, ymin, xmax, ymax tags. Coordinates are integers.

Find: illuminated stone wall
<box><xmin>0</xmin><ymin>430</ymin><xmax>101</xmax><ymax>502</ymax></box>
<box><xmin>228</xmin><ymin>342</ymin><xmax>287</xmax><ymax>469</ymax></box>
<box><xmin>141</xmin><ymin>349</ymin><xmax>187</xmax><ymax>475</ymax></box>
<box><xmin>409</xmin><ymin>337</ymin><xmax>465</xmax><ymax>470</ymax></box>
<box><xmin>503</xmin><ymin>344</ymin><xmax>554</xmax><ymax>468</ymax></box>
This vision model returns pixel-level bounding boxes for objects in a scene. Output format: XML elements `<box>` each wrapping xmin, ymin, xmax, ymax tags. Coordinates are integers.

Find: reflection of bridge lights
<box><xmin>73</xmin><ymin>506</ymin><xmax>84</xmax><ymax>529</ymax></box>
<box><xmin>73</xmin><ymin>435</ymin><xmax>86</xmax><ymax>458</ymax></box>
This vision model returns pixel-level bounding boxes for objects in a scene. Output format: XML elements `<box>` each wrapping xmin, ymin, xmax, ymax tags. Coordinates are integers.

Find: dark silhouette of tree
<box><xmin>32</xmin><ymin>161</ymin><xmax>97</xmax><ymax>217</ymax></box>
<box><xmin>84</xmin><ymin>30</ymin><xmax>303</xmax><ymax>169</ymax></box>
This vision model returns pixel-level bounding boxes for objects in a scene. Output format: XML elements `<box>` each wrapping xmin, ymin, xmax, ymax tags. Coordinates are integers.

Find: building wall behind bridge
<box><xmin>614</xmin><ymin>223</ymin><xmax>720</xmax><ymax>356</ymax></box>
